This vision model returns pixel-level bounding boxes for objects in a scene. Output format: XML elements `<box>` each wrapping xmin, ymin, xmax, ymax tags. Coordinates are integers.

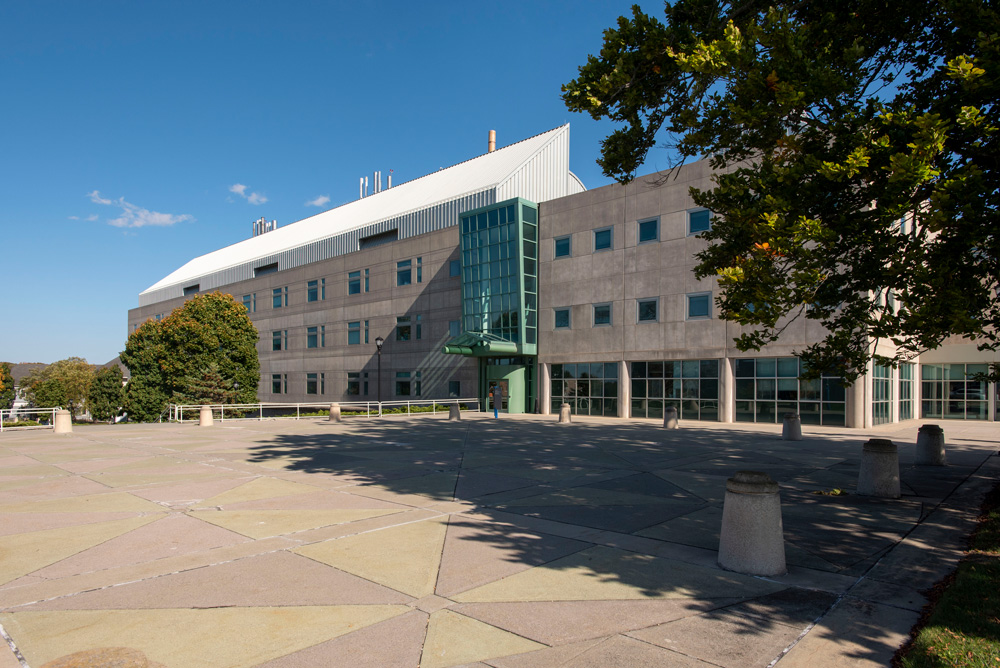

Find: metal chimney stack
<box><xmin>488</xmin><ymin>130</ymin><xmax>496</xmax><ymax>153</ymax></box>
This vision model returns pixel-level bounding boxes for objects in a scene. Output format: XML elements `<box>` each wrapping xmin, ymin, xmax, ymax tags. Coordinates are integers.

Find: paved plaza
<box><xmin>0</xmin><ymin>413</ymin><xmax>997</xmax><ymax>668</ymax></box>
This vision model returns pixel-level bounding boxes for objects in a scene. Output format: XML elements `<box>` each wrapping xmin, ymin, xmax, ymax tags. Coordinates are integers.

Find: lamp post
<box><xmin>374</xmin><ymin>336</ymin><xmax>384</xmax><ymax>413</ymax></box>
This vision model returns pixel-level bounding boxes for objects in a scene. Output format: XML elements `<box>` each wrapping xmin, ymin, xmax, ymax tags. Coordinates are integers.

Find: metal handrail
<box><xmin>0</xmin><ymin>407</ymin><xmax>58</xmax><ymax>433</ymax></box>
<box><xmin>167</xmin><ymin>398</ymin><xmax>482</xmax><ymax>423</ymax></box>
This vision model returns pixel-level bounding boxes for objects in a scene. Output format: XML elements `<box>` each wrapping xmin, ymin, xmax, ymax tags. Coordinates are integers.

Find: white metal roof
<box><xmin>142</xmin><ymin>125</ymin><xmax>574</xmax><ymax>296</ymax></box>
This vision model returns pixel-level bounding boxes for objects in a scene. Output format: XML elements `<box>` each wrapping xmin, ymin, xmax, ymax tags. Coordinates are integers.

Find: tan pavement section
<box><xmin>0</xmin><ymin>417</ymin><xmax>995</xmax><ymax>668</ymax></box>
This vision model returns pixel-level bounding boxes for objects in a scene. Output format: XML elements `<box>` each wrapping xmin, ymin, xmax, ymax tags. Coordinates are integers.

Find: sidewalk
<box><xmin>1</xmin><ymin>414</ymin><xmax>997</xmax><ymax>667</ymax></box>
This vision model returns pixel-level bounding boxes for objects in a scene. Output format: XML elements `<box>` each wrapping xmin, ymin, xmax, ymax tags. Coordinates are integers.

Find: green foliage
<box><xmin>88</xmin><ymin>366</ymin><xmax>124</xmax><ymax>423</ymax></box>
<box><xmin>0</xmin><ymin>362</ymin><xmax>14</xmax><ymax>410</ymax></box>
<box><xmin>174</xmin><ymin>361</ymin><xmax>238</xmax><ymax>406</ymax></box>
<box><xmin>120</xmin><ymin>292</ymin><xmax>260</xmax><ymax>421</ymax></box>
<box><xmin>22</xmin><ymin>358</ymin><xmax>95</xmax><ymax>414</ymax></box>
<box><xmin>564</xmin><ymin>0</ymin><xmax>1000</xmax><ymax>380</ymax></box>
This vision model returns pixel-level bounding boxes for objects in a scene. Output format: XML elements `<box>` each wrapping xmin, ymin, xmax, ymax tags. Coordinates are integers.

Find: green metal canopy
<box><xmin>441</xmin><ymin>332</ymin><xmax>519</xmax><ymax>357</ymax></box>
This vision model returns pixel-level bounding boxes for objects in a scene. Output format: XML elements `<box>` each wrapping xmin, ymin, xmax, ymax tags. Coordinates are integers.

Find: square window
<box><xmin>396</xmin><ymin>316</ymin><xmax>411</xmax><ymax>341</ymax></box>
<box><xmin>638</xmin><ymin>219</ymin><xmax>659</xmax><ymax>244</ymax></box>
<box><xmin>449</xmin><ymin>259</ymin><xmax>461</xmax><ymax>277</ymax></box>
<box><xmin>554</xmin><ymin>308</ymin><xmax>571</xmax><ymax>329</ymax></box>
<box><xmin>348</xmin><ymin>271</ymin><xmax>361</xmax><ymax>295</ymax></box>
<box><xmin>594</xmin><ymin>227</ymin><xmax>613</xmax><ymax>251</ymax></box>
<box><xmin>638</xmin><ymin>298</ymin><xmax>658</xmax><ymax>323</ymax></box>
<box><xmin>449</xmin><ymin>320</ymin><xmax>460</xmax><ymax>337</ymax></box>
<box><xmin>272</xmin><ymin>287</ymin><xmax>287</xmax><ymax>308</ymax></box>
<box><xmin>448</xmin><ymin>380</ymin><xmax>461</xmax><ymax>398</ymax></box>
<box><xmin>554</xmin><ymin>236</ymin><xmax>571</xmax><ymax>258</ymax></box>
<box><xmin>242</xmin><ymin>293</ymin><xmax>256</xmax><ymax>313</ymax></box>
<box><xmin>593</xmin><ymin>303</ymin><xmax>612</xmax><ymax>326</ymax></box>
<box><xmin>687</xmin><ymin>292</ymin><xmax>712</xmax><ymax>319</ymax></box>
<box><xmin>271</xmin><ymin>330</ymin><xmax>286</xmax><ymax>351</ymax></box>
<box><xmin>397</xmin><ymin>260</ymin><xmax>412</xmax><ymax>286</ymax></box>
<box><xmin>688</xmin><ymin>209</ymin><xmax>712</xmax><ymax>235</ymax></box>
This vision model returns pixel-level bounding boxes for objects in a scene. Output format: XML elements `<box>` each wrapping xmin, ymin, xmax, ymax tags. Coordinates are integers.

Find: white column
<box><xmin>619</xmin><ymin>360</ymin><xmax>630</xmax><ymax>418</ymax></box>
<box><xmin>720</xmin><ymin>357</ymin><xmax>735</xmax><ymax>423</ymax></box>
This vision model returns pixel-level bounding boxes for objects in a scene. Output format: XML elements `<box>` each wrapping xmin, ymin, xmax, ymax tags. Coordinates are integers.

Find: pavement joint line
<box><xmin>0</xmin><ymin>620</ymin><xmax>29</xmax><ymax>668</ymax></box>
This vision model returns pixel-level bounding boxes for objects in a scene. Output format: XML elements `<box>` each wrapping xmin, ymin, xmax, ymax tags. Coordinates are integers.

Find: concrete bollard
<box><xmin>53</xmin><ymin>409</ymin><xmax>73</xmax><ymax>434</ymax></box>
<box><xmin>915</xmin><ymin>424</ymin><xmax>946</xmax><ymax>466</ymax></box>
<box><xmin>329</xmin><ymin>403</ymin><xmax>342</xmax><ymax>423</ymax></box>
<box><xmin>199</xmin><ymin>406</ymin><xmax>214</xmax><ymax>427</ymax></box>
<box><xmin>782</xmin><ymin>412</ymin><xmax>802</xmax><ymax>441</ymax></box>
<box><xmin>718</xmin><ymin>471</ymin><xmax>786</xmax><ymax>576</ymax></box>
<box><xmin>558</xmin><ymin>403</ymin><xmax>572</xmax><ymax>424</ymax></box>
<box><xmin>663</xmin><ymin>406</ymin><xmax>679</xmax><ymax>429</ymax></box>
<box><xmin>857</xmin><ymin>439</ymin><xmax>900</xmax><ymax>498</ymax></box>
<box><xmin>448</xmin><ymin>403</ymin><xmax>461</xmax><ymax>421</ymax></box>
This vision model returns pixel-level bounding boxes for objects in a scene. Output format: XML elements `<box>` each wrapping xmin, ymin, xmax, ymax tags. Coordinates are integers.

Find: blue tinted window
<box><xmin>638</xmin><ymin>219</ymin><xmax>659</xmax><ymax>243</ymax></box>
<box><xmin>554</xmin><ymin>308</ymin><xmax>570</xmax><ymax>329</ymax></box>
<box><xmin>555</xmin><ymin>236</ymin><xmax>570</xmax><ymax>258</ymax></box>
<box><xmin>688</xmin><ymin>209</ymin><xmax>711</xmax><ymax>234</ymax></box>
<box><xmin>594</xmin><ymin>228</ymin><xmax>612</xmax><ymax>251</ymax></box>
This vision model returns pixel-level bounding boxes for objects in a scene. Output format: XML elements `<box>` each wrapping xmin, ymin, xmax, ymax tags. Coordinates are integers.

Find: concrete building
<box><xmin>129</xmin><ymin>125</ymin><xmax>998</xmax><ymax>426</ymax></box>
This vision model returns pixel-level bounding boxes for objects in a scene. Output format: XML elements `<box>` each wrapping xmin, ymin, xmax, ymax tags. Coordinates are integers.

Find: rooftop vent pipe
<box><xmin>488</xmin><ymin>130</ymin><xmax>496</xmax><ymax>153</ymax></box>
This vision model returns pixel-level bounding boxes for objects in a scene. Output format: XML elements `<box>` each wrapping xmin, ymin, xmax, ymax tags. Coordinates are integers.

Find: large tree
<box><xmin>120</xmin><ymin>292</ymin><xmax>259</xmax><ymax>421</ymax></box>
<box><xmin>22</xmin><ymin>358</ymin><xmax>95</xmax><ymax>415</ymax></box>
<box><xmin>563</xmin><ymin>0</ymin><xmax>998</xmax><ymax>380</ymax></box>
<box><xmin>88</xmin><ymin>366</ymin><xmax>125</xmax><ymax>423</ymax></box>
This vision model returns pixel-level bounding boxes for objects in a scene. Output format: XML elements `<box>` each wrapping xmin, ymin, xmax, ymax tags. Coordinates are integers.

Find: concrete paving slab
<box><xmin>27</xmin><ymin>513</ymin><xmax>250</xmax><ymax>579</ymax></box>
<box><xmin>198</xmin><ymin>477</ymin><xmax>326</xmax><ymax>507</ymax></box>
<box><xmin>435</xmin><ymin>515</ymin><xmax>591</xmax><ymax>598</ymax></box>
<box><xmin>0</xmin><ymin>516</ymin><xmax>163</xmax><ymax>586</ymax></box>
<box><xmin>0</xmin><ymin>492</ymin><xmax>164</xmax><ymax>514</ymax></box>
<box><xmin>0</xmin><ymin>511</ymin><xmax>146</xmax><ymax>538</ymax></box>
<box><xmin>253</xmin><ymin>609</ymin><xmax>428</xmax><ymax>668</ymax></box>
<box><xmin>629</xmin><ymin>608</ymin><xmax>804</xmax><ymax>667</ymax></box>
<box><xmin>452</xmin><ymin>545</ymin><xmax>786</xmax><ymax>603</ymax></box>
<box><xmin>190</xmin><ymin>508</ymin><xmax>403</xmax><ymax>538</ymax></box>
<box><xmin>25</xmin><ymin>551</ymin><xmax>411</xmax><ymax>610</ymax></box>
<box><xmin>453</xmin><ymin>599</ymin><xmax>740</xmax><ymax>645</ymax></box>
<box><xmin>483</xmin><ymin>639</ymin><xmax>606</xmax><ymax>668</ymax></box>
<box><xmin>777</xmin><ymin>597</ymin><xmax>920</xmax><ymax>668</ymax></box>
<box><xmin>420</xmin><ymin>609</ymin><xmax>545</xmax><ymax>668</ymax></box>
<box><xmin>558</xmin><ymin>635</ymin><xmax>717</xmax><ymax>667</ymax></box>
<box><xmin>295</xmin><ymin>516</ymin><xmax>449</xmax><ymax>598</ymax></box>
<box><xmin>1</xmin><ymin>605</ymin><xmax>410</xmax><ymax>668</ymax></box>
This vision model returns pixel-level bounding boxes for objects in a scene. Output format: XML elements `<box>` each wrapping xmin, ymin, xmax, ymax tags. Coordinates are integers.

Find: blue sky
<box><xmin>2</xmin><ymin>0</ymin><xmax>666</xmax><ymax>365</ymax></box>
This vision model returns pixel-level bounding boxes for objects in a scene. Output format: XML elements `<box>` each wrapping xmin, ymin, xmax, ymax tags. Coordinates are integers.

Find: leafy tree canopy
<box><xmin>88</xmin><ymin>366</ymin><xmax>125</xmax><ymax>423</ymax></box>
<box><xmin>0</xmin><ymin>363</ymin><xmax>14</xmax><ymax>411</ymax></box>
<box><xmin>22</xmin><ymin>358</ymin><xmax>95</xmax><ymax>414</ymax></box>
<box><xmin>120</xmin><ymin>292</ymin><xmax>260</xmax><ymax>421</ymax></box>
<box><xmin>563</xmin><ymin>0</ymin><xmax>999</xmax><ymax>380</ymax></box>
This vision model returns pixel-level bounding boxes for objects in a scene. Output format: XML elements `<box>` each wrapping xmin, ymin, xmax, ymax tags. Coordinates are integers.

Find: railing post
<box><xmin>297</xmin><ymin>404</ymin><xmax>300</xmax><ymax>420</ymax></box>
<box><xmin>259</xmin><ymin>404</ymin><xmax>263</xmax><ymax>421</ymax></box>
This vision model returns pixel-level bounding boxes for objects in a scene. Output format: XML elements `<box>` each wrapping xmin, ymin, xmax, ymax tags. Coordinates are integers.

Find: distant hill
<box><xmin>2</xmin><ymin>362</ymin><xmax>47</xmax><ymax>384</ymax></box>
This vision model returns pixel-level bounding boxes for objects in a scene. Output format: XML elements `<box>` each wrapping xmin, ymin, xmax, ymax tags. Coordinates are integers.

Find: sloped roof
<box><xmin>142</xmin><ymin>125</ymin><xmax>571</xmax><ymax>295</ymax></box>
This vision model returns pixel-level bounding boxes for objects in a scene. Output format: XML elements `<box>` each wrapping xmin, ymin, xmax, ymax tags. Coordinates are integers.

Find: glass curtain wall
<box><xmin>630</xmin><ymin>360</ymin><xmax>719</xmax><ymax>421</ymax></box>
<box><xmin>873</xmin><ymin>363</ymin><xmax>893</xmax><ymax>425</ymax></box>
<box><xmin>459</xmin><ymin>199</ymin><xmax>538</xmax><ymax>350</ymax></box>
<box><xmin>899</xmin><ymin>363</ymin><xmax>915</xmax><ymax>421</ymax></box>
<box><xmin>551</xmin><ymin>363</ymin><xmax>618</xmax><ymax>416</ymax></box>
<box><xmin>734</xmin><ymin>357</ymin><xmax>846</xmax><ymax>425</ymax></box>
<box><xmin>921</xmin><ymin>363</ymin><xmax>989</xmax><ymax>419</ymax></box>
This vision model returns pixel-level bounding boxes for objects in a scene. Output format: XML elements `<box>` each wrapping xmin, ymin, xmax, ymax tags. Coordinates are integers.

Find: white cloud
<box><xmin>229</xmin><ymin>183</ymin><xmax>267</xmax><ymax>205</ymax></box>
<box><xmin>87</xmin><ymin>190</ymin><xmax>112</xmax><ymax>205</ymax></box>
<box><xmin>87</xmin><ymin>214</ymin><xmax>98</xmax><ymax>222</ymax></box>
<box><xmin>87</xmin><ymin>190</ymin><xmax>194</xmax><ymax>229</ymax></box>
<box><xmin>305</xmin><ymin>195</ymin><xmax>330</xmax><ymax>207</ymax></box>
<box><xmin>68</xmin><ymin>215</ymin><xmax>79</xmax><ymax>220</ymax></box>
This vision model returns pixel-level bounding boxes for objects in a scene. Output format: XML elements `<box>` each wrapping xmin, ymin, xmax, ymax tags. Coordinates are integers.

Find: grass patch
<box><xmin>896</xmin><ymin>483</ymin><xmax>1000</xmax><ymax>667</ymax></box>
